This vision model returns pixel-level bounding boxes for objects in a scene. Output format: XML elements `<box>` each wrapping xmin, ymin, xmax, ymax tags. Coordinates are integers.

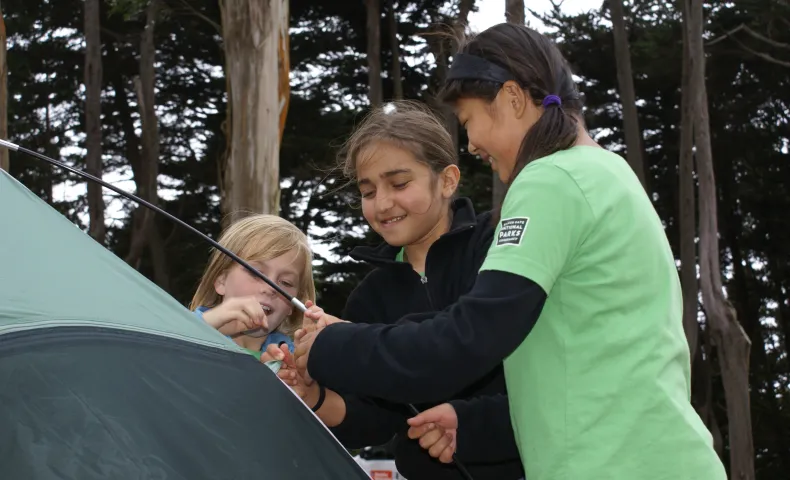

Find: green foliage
<box><xmin>106</xmin><ymin>0</ymin><xmax>149</xmax><ymax>20</ymax></box>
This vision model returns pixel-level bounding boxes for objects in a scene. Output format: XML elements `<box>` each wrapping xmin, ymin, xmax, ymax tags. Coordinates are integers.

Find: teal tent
<box><xmin>0</xmin><ymin>169</ymin><xmax>369</xmax><ymax>479</ymax></box>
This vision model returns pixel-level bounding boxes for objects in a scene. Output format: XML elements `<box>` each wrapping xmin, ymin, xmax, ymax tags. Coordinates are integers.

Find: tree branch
<box><xmin>733</xmin><ymin>36</ymin><xmax>790</xmax><ymax>67</ymax></box>
<box><xmin>706</xmin><ymin>23</ymin><xmax>746</xmax><ymax>47</ymax></box>
<box><xmin>707</xmin><ymin>23</ymin><xmax>790</xmax><ymax>50</ymax></box>
<box><xmin>173</xmin><ymin>0</ymin><xmax>222</xmax><ymax>34</ymax></box>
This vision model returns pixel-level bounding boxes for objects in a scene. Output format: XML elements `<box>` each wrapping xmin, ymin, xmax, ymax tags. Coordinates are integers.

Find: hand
<box><xmin>407</xmin><ymin>403</ymin><xmax>459</xmax><ymax>464</ymax></box>
<box><xmin>293</xmin><ymin>323</ymin><xmax>322</xmax><ymax>385</ymax></box>
<box><xmin>302</xmin><ymin>301</ymin><xmax>348</xmax><ymax>329</ymax></box>
<box><xmin>260</xmin><ymin>343</ymin><xmax>294</xmax><ymax>367</ymax></box>
<box><xmin>277</xmin><ymin>363</ymin><xmax>322</xmax><ymax>408</ymax></box>
<box><xmin>301</xmin><ymin>300</ymin><xmax>325</xmax><ymax>326</ymax></box>
<box><xmin>202</xmin><ymin>296</ymin><xmax>268</xmax><ymax>335</ymax></box>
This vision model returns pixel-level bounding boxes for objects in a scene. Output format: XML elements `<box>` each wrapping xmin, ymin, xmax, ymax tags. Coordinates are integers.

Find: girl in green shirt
<box><xmin>295</xmin><ymin>23</ymin><xmax>727</xmax><ymax>480</ymax></box>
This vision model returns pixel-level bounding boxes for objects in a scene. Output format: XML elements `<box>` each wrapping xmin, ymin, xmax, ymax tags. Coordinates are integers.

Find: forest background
<box><xmin>0</xmin><ymin>0</ymin><xmax>788</xmax><ymax>478</ymax></box>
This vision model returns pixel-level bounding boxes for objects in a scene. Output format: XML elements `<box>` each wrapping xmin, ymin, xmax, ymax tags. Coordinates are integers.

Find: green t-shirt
<box><xmin>396</xmin><ymin>247</ymin><xmax>425</xmax><ymax>278</ymax></box>
<box><xmin>481</xmin><ymin>146</ymin><xmax>725</xmax><ymax>480</ymax></box>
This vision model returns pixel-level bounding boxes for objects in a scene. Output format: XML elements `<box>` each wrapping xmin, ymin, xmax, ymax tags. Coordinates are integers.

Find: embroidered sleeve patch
<box><xmin>496</xmin><ymin>217</ymin><xmax>530</xmax><ymax>246</ymax></box>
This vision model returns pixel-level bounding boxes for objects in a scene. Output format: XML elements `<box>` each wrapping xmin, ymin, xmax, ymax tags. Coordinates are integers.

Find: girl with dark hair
<box><xmin>294</xmin><ymin>23</ymin><xmax>726</xmax><ymax>480</ymax></box>
<box><xmin>278</xmin><ymin>100</ymin><xmax>524</xmax><ymax>480</ymax></box>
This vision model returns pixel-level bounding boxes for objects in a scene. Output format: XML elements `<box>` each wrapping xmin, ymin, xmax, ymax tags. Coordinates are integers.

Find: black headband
<box><xmin>447</xmin><ymin>53</ymin><xmax>517</xmax><ymax>84</ymax></box>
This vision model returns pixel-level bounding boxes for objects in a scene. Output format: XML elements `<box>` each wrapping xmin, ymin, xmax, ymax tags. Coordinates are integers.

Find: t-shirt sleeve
<box><xmin>481</xmin><ymin>162</ymin><xmax>594</xmax><ymax>294</ymax></box>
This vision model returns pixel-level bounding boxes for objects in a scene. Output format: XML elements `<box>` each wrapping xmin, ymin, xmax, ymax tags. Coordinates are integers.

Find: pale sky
<box><xmin>469</xmin><ymin>0</ymin><xmax>599</xmax><ymax>31</ymax></box>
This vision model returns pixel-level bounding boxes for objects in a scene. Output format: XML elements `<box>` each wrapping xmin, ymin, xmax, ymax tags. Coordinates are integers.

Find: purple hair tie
<box><xmin>542</xmin><ymin>95</ymin><xmax>562</xmax><ymax>107</ymax></box>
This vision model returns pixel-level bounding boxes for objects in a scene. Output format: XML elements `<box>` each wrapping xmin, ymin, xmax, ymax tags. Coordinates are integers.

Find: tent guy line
<box><xmin>0</xmin><ymin>138</ymin><xmax>307</xmax><ymax>314</ymax></box>
<box><xmin>0</xmin><ymin>137</ymin><xmax>477</xmax><ymax>480</ymax></box>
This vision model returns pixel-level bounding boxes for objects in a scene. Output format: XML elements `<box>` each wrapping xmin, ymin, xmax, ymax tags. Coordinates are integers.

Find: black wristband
<box><xmin>311</xmin><ymin>384</ymin><xmax>326</xmax><ymax>412</ymax></box>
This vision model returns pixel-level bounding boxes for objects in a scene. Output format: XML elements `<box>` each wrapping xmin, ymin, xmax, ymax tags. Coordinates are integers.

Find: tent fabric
<box><xmin>0</xmin><ymin>170</ymin><xmax>240</xmax><ymax>352</ymax></box>
<box><xmin>0</xmin><ymin>326</ymin><xmax>370</xmax><ymax>479</ymax></box>
<box><xmin>0</xmin><ymin>170</ymin><xmax>370</xmax><ymax>479</ymax></box>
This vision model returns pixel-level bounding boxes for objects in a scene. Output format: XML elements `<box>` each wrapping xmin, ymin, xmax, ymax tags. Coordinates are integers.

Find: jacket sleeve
<box><xmin>328</xmin><ymin>394</ymin><xmax>408</xmax><ymax>448</ymax></box>
<box><xmin>325</xmin><ymin>275</ymin><xmax>410</xmax><ymax>448</ymax></box>
<box><xmin>449</xmin><ymin>394</ymin><xmax>520</xmax><ymax>463</ymax></box>
<box><xmin>307</xmin><ymin>270</ymin><xmax>547</xmax><ymax>404</ymax></box>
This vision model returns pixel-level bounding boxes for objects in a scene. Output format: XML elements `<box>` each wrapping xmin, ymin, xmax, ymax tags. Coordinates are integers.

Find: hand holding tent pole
<box><xmin>0</xmin><ymin>138</ymin><xmax>307</xmax><ymax>314</ymax></box>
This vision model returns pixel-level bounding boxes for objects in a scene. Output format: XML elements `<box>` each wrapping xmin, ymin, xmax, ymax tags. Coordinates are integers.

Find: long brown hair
<box><xmin>189</xmin><ymin>214</ymin><xmax>315</xmax><ymax>336</ymax></box>
<box><xmin>440</xmin><ymin>23</ymin><xmax>584</xmax><ymax>221</ymax></box>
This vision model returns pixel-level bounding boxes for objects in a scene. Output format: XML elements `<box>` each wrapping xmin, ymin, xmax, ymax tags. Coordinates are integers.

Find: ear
<box><xmin>440</xmin><ymin>164</ymin><xmax>461</xmax><ymax>198</ymax></box>
<box><xmin>214</xmin><ymin>272</ymin><xmax>228</xmax><ymax>296</ymax></box>
<box><xmin>501</xmin><ymin>80</ymin><xmax>530</xmax><ymax>119</ymax></box>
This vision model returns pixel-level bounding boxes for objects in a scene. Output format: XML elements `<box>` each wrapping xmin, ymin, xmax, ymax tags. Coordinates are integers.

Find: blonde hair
<box><xmin>189</xmin><ymin>214</ymin><xmax>316</xmax><ymax>336</ymax></box>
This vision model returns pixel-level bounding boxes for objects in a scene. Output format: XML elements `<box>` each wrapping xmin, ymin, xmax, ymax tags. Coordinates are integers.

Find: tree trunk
<box><xmin>387</xmin><ymin>0</ymin><xmax>403</xmax><ymax>100</ymax></box>
<box><xmin>505</xmin><ymin>0</ymin><xmax>525</xmax><ymax>25</ymax></box>
<box><xmin>43</xmin><ymin>101</ymin><xmax>55</xmax><ymax>203</ymax></box>
<box><xmin>496</xmin><ymin>0</ymin><xmax>525</xmax><ymax>205</ymax></box>
<box><xmin>0</xmin><ymin>5</ymin><xmax>8</xmax><ymax>172</ymax></box>
<box><xmin>691</xmin><ymin>322</ymin><xmax>724</xmax><ymax>457</ymax></box>
<box><xmin>430</xmin><ymin>37</ymin><xmax>456</xmax><ymax>150</ymax></box>
<box><xmin>148</xmin><ymin>221</ymin><xmax>170</xmax><ymax>291</ymax></box>
<box><xmin>219</xmin><ymin>0</ymin><xmax>288</xmax><ymax>224</ymax></box>
<box><xmin>426</xmin><ymin>0</ymin><xmax>473</xmax><ymax>158</ymax></box>
<box><xmin>684</xmin><ymin>0</ymin><xmax>755</xmax><ymax>478</ymax></box>
<box><xmin>84</xmin><ymin>0</ymin><xmax>106</xmax><ymax>244</ymax></box>
<box><xmin>678</xmin><ymin>0</ymin><xmax>698</xmax><ymax>359</ymax></box>
<box><xmin>610</xmin><ymin>0</ymin><xmax>647</xmax><ymax>189</ymax></box>
<box><xmin>278</xmin><ymin>0</ymin><xmax>290</xmax><ymax>146</ymax></box>
<box><xmin>365</xmin><ymin>0</ymin><xmax>383</xmax><ymax>106</ymax></box>
<box><xmin>124</xmin><ymin>0</ymin><xmax>163</xmax><ymax>287</ymax></box>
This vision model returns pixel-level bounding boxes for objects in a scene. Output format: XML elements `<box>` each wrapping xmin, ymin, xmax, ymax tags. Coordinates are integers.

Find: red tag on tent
<box><xmin>370</xmin><ymin>471</ymin><xmax>393</xmax><ymax>480</ymax></box>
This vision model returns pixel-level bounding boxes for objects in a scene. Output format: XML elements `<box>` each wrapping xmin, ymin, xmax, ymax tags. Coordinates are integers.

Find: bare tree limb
<box><xmin>705</xmin><ymin>23</ymin><xmax>746</xmax><ymax>47</ymax></box>
<box><xmin>174</xmin><ymin>0</ymin><xmax>222</xmax><ymax>34</ymax></box>
<box><xmin>732</xmin><ymin>36</ymin><xmax>790</xmax><ymax>67</ymax></box>
<box><xmin>707</xmin><ymin>23</ymin><xmax>790</xmax><ymax>50</ymax></box>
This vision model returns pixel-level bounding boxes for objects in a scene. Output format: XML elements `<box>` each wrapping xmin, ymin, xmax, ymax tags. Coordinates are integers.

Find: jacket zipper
<box><xmin>420</xmin><ymin>276</ymin><xmax>435</xmax><ymax>310</ymax></box>
<box><xmin>409</xmin><ymin>224</ymin><xmax>475</xmax><ymax>312</ymax></box>
<box><xmin>420</xmin><ymin>274</ymin><xmax>435</xmax><ymax>310</ymax></box>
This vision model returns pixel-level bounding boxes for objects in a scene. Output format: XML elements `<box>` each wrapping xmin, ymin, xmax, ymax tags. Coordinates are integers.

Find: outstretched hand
<box><xmin>302</xmin><ymin>300</ymin><xmax>348</xmax><ymax>329</ymax></box>
<box><xmin>407</xmin><ymin>403</ymin><xmax>459</xmax><ymax>464</ymax></box>
<box><xmin>293</xmin><ymin>323</ymin><xmax>320</xmax><ymax>385</ymax></box>
<box><xmin>292</xmin><ymin>304</ymin><xmax>351</xmax><ymax>385</ymax></box>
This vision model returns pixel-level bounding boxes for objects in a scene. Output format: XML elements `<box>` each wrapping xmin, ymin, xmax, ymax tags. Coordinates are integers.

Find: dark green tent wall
<box><xmin>0</xmin><ymin>170</ymin><xmax>370</xmax><ymax>479</ymax></box>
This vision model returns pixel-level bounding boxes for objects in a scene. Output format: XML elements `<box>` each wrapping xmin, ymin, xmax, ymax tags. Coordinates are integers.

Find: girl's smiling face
<box><xmin>454</xmin><ymin>82</ymin><xmax>542</xmax><ymax>183</ymax></box>
<box><xmin>214</xmin><ymin>249</ymin><xmax>302</xmax><ymax>336</ymax></box>
<box><xmin>356</xmin><ymin>141</ymin><xmax>457</xmax><ymax>247</ymax></box>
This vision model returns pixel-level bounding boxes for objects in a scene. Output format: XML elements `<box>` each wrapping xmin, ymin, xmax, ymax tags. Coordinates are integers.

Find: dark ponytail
<box><xmin>439</xmin><ymin>23</ymin><xmax>584</xmax><ymax>223</ymax></box>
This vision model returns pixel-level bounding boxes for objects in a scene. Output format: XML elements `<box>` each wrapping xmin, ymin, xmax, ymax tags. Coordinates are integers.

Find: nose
<box><xmin>259</xmin><ymin>280</ymin><xmax>276</xmax><ymax>296</ymax></box>
<box><xmin>375</xmin><ymin>190</ymin><xmax>394</xmax><ymax>213</ymax></box>
<box><xmin>468</xmin><ymin>141</ymin><xmax>479</xmax><ymax>156</ymax></box>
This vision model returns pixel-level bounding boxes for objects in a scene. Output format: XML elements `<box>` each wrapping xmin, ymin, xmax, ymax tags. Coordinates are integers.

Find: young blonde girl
<box><xmin>190</xmin><ymin>214</ymin><xmax>316</xmax><ymax>358</ymax></box>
